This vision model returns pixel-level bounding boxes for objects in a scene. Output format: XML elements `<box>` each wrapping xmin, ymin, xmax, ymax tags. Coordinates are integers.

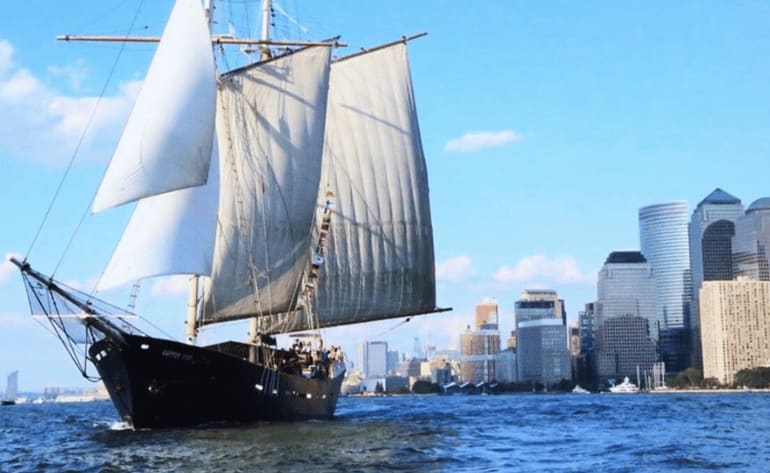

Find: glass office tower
<box><xmin>639</xmin><ymin>201</ymin><xmax>692</xmax><ymax>373</ymax></box>
<box><xmin>689</xmin><ymin>188</ymin><xmax>743</xmax><ymax>368</ymax></box>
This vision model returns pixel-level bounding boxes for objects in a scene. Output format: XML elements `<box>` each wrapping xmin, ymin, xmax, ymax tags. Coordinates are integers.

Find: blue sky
<box><xmin>2</xmin><ymin>0</ymin><xmax>770</xmax><ymax>391</ymax></box>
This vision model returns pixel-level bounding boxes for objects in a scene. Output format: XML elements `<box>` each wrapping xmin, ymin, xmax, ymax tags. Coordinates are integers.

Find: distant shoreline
<box><xmin>647</xmin><ymin>388</ymin><xmax>770</xmax><ymax>394</ymax></box>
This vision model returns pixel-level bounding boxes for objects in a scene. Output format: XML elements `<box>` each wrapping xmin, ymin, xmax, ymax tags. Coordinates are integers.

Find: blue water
<box><xmin>1</xmin><ymin>393</ymin><xmax>769</xmax><ymax>472</ymax></box>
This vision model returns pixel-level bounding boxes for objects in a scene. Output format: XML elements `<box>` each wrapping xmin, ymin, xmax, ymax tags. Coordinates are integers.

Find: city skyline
<box><xmin>2</xmin><ymin>1</ymin><xmax>770</xmax><ymax>390</ymax></box>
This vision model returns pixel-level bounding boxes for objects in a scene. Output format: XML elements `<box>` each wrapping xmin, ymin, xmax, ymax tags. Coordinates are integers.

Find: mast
<box><xmin>184</xmin><ymin>0</ymin><xmax>215</xmax><ymax>346</ymax></box>
<box><xmin>248</xmin><ymin>0</ymin><xmax>273</xmax><ymax>346</ymax></box>
<box><xmin>260</xmin><ymin>0</ymin><xmax>273</xmax><ymax>60</ymax></box>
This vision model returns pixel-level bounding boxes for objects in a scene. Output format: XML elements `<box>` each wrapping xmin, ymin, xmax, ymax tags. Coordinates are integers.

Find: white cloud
<box><xmin>435</xmin><ymin>255</ymin><xmax>474</xmax><ymax>283</ymax></box>
<box><xmin>0</xmin><ymin>39</ymin><xmax>137</xmax><ymax>166</ymax></box>
<box><xmin>444</xmin><ymin>130</ymin><xmax>521</xmax><ymax>153</ymax></box>
<box><xmin>0</xmin><ymin>253</ymin><xmax>22</xmax><ymax>286</ymax></box>
<box><xmin>493</xmin><ymin>254</ymin><xmax>594</xmax><ymax>286</ymax></box>
<box><xmin>48</xmin><ymin>59</ymin><xmax>88</xmax><ymax>91</ymax></box>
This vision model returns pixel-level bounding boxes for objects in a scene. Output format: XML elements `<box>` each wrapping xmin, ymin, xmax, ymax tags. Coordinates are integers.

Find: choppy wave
<box><xmin>1</xmin><ymin>394</ymin><xmax>769</xmax><ymax>472</ymax></box>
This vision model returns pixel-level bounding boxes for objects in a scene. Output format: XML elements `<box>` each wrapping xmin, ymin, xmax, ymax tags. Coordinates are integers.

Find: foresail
<box><xmin>97</xmin><ymin>143</ymin><xmax>219</xmax><ymax>291</ymax></box>
<box><xmin>92</xmin><ymin>0</ymin><xmax>216</xmax><ymax>212</ymax></box>
<box><xmin>263</xmin><ymin>42</ymin><xmax>437</xmax><ymax>334</ymax></box>
<box><xmin>200</xmin><ymin>47</ymin><xmax>332</xmax><ymax>325</ymax></box>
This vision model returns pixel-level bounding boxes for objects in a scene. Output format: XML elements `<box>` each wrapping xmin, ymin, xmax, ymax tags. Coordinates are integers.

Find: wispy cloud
<box><xmin>444</xmin><ymin>130</ymin><xmax>521</xmax><ymax>153</ymax></box>
<box><xmin>493</xmin><ymin>254</ymin><xmax>594</xmax><ymax>286</ymax></box>
<box><xmin>436</xmin><ymin>255</ymin><xmax>474</xmax><ymax>283</ymax></box>
<box><xmin>0</xmin><ymin>39</ymin><xmax>138</xmax><ymax>166</ymax></box>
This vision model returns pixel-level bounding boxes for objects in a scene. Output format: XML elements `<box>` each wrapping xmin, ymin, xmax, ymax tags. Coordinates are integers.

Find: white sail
<box><xmin>260</xmin><ymin>42</ymin><xmax>437</xmax><ymax>334</ymax></box>
<box><xmin>92</xmin><ymin>0</ymin><xmax>216</xmax><ymax>212</ymax></box>
<box><xmin>4</xmin><ymin>371</ymin><xmax>17</xmax><ymax>402</ymax></box>
<box><xmin>97</xmin><ymin>143</ymin><xmax>220</xmax><ymax>291</ymax></box>
<box><xmin>201</xmin><ymin>47</ymin><xmax>332</xmax><ymax>324</ymax></box>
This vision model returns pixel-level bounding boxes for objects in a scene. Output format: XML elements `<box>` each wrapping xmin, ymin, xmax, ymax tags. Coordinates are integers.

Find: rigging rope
<box><xmin>25</xmin><ymin>1</ymin><xmax>148</xmax><ymax>279</ymax></box>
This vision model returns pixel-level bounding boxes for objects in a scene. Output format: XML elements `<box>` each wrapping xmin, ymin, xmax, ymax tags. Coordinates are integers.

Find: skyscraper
<box><xmin>700</xmin><ymin>280</ymin><xmax>770</xmax><ymax>385</ymax></box>
<box><xmin>639</xmin><ymin>201</ymin><xmax>692</xmax><ymax>373</ymax></box>
<box><xmin>594</xmin><ymin>251</ymin><xmax>658</xmax><ymax>386</ymax></box>
<box><xmin>689</xmin><ymin>188</ymin><xmax>744</xmax><ymax>368</ymax></box>
<box><xmin>515</xmin><ymin>290</ymin><xmax>571</xmax><ymax>386</ymax></box>
<box><xmin>474</xmin><ymin>298</ymin><xmax>499</xmax><ymax>329</ymax></box>
<box><xmin>595</xmin><ymin>251</ymin><xmax>657</xmax><ymax>337</ymax></box>
<box><xmin>733</xmin><ymin>198</ymin><xmax>770</xmax><ymax>281</ymax></box>
<box><xmin>357</xmin><ymin>341</ymin><xmax>388</xmax><ymax>378</ymax></box>
<box><xmin>460</xmin><ymin>300</ymin><xmax>501</xmax><ymax>383</ymax></box>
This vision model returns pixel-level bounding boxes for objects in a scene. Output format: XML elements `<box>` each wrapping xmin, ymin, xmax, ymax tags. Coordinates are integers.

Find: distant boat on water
<box><xmin>608</xmin><ymin>377</ymin><xmax>640</xmax><ymax>394</ymax></box>
<box><xmin>572</xmin><ymin>384</ymin><xmax>590</xmax><ymax>394</ymax></box>
<box><xmin>2</xmin><ymin>371</ymin><xmax>18</xmax><ymax>405</ymax></box>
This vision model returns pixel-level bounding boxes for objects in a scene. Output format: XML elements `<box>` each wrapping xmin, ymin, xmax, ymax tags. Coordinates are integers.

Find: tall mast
<box><xmin>186</xmin><ymin>0</ymin><xmax>214</xmax><ymax>345</ymax></box>
<box><xmin>248</xmin><ymin>0</ymin><xmax>272</xmax><ymax>348</ymax></box>
<box><xmin>259</xmin><ymin>0</ymin><xmax>273</xmax><ymax>60</ymax></box>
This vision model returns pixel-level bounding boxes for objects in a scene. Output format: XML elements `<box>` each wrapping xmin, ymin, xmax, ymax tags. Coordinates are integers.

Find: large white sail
<box><xmin>259</xmin><ymin>42</ymin><xmax>437</xmax><ymax>334</ymax></box>
<box><xmin>92</xmin><ymin>0</ymin><xmax>216</xmax><ymax>212</ymax></box>
<box><xmin>97</xmin><ymin>144</ymin><xmax>220</xmax><ymax>291</ymax></box>
<box><xmin>200</xmin><ymin>47</ymin><xmax>332</xmax><ymax>324</ymax></box>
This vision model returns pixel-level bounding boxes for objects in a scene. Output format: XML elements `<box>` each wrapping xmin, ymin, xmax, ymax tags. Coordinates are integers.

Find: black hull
<box><xmin>89</xmin><ymin>333</ymin><xmax>344</xmax><ymax>429</ymax></box>
<box><xmin>1</xmin><ymin>400</ymin><xmax>15</xmax><ymax>406</ymax></box>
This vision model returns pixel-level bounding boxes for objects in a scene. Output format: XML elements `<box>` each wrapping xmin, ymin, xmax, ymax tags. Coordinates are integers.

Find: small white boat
<box><xmin>572</xmin><ymin>385</ymin><xmax>590</xmax><ymax>394</ymax></box>
<box><xmin>608</xmin><ymin>377</ymin><xmax>639</xmax><ymax>394</ymax></box>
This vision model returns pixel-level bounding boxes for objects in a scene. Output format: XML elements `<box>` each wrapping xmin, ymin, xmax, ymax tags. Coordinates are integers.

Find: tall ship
<box><xmin>12</xmin><ymin>0</ymin><xmax>447</xmax><ymax>429</ymax></box>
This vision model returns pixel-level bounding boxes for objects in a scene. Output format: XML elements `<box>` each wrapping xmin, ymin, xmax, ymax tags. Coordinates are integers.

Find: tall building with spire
<box><xmin>689</xmin><ymin>188</ymin><xmax>744</xmax><ymax>368</ymax></box>
<box><xmin>638</xmin><ymin>201</ymin><xmax>692</xmax><ymax>373</ymax></box>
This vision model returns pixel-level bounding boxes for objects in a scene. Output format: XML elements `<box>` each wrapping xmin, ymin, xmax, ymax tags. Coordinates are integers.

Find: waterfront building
<box><xmin>515</xmin><ymin>290</ymin><xmax>571</xmax><ymax>386</ymax></box>
<box><xmin>733</xmin><ymin>198</ymin><xmax>770</xmax><ymax>281</ymax></box>
<box><xmin>357</xmin><ymin>341</ymin><xmax>388</xmax><ymax>378</ymax></box>
<box><xmin>495</xmin><ymin>348</ymin><xmax>518</xmax><ymax>383</ymax></box>
<box><xmin>639</xmin><ymin>201</ymin><xmax>692</xmax><ymax>373</ymax></box>
<box><xmin>475</xmin><ymin>298</ymin><xmax>499</xmax><ymax>330</ymax></box>
<box><xmin>460</xmin><ymin>300</ymin><xmax>501</xmax><ymax>382</ymax></box>
<box><xmin>595</xmin><ymin>315</ymin><xmax>657</xmax><ymax>386</ymax></box>
<box><xmin>386</xmin><ymin>350</ymin><xmax>400</xmax><ymax>374</ymax></box>
<box><xmin>506</xmin><ymin>330</ymin><xmax>517</xmax><ymax>350</ymax></box>
<box><xmin>689</xmin><ymin>188</ymin><xmax>744</xmax><ymax>368</ymax></box>
<box><xmin>595</xmin><ymin>251</ymin><xmax>657</xmax><ymax>338</ymax></box>
<box><xmin>700</xmin><ymin>280</ymin><xmax>770</xmax><ymax>385</ymax></box>
<box><xmin>594</xmin><ymin>251</ymin><xmax>658</xmax><ymax>386</ymax></box>
<box><xmin>575</xmin><ymin>303</ymin><xmax>596</xmax><ymax>388</ymax></box>
<box><xmin>459</xmin><ymin>324</ymin><xmax>500</xmax><ymax>383</ymax></box>
<box><xmin>578</xmin><ymin>303</ymin><xmax>596</xmax><ymax>354</ymax></box>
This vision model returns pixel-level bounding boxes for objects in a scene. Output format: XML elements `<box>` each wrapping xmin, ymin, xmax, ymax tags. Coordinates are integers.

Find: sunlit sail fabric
<box><xmin>97</xmin><ymin>144</ymin><xmax>220</xmax><ymax>291</ymax></box>
<box><xmin>260</xmin><ymin>42</ymin><xmax>437</xmax><ymax>334</ymax></box>
<box><xmin>92</xmin><ymin>0</ymin><xmax>216</xmax><ymax>212</ymax></box>
<box><xmin>200</xmin><ymin>47</ymin><xmax>332</xmax><ymax>324</ymax></box>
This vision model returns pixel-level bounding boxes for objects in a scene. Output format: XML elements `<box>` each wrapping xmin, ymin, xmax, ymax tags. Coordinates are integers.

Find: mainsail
<box><xmin>200</xmin><ymin>47</ymin><xmax>333</xmax><ymax>324</ymax></box>
<box><xmin>92</xmin><ymin>0</ymin><xmax>216</xmax><ymax>212</ymax></box>
<box><xmin>258</xmin><ymin>41</ymin><xmax>438</xmax><ymax>334</ymax></box>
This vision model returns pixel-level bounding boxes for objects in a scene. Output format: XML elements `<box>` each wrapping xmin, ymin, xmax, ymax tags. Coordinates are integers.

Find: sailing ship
<box><xmin>2</xmin><ymin>371</ymin><xmax>18</xmax><ymax>406</ymax></box>
<box><xmin>12</xmin><ymin>0</ymin><xmax>447</xmax><ymax>429</ymax></box>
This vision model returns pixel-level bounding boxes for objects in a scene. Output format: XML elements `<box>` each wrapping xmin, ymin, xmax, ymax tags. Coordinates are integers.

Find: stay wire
<box><xmin>26</xmin><ymin>1</ymin><xmax>148</xmax><ymax>278</ymax></box>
